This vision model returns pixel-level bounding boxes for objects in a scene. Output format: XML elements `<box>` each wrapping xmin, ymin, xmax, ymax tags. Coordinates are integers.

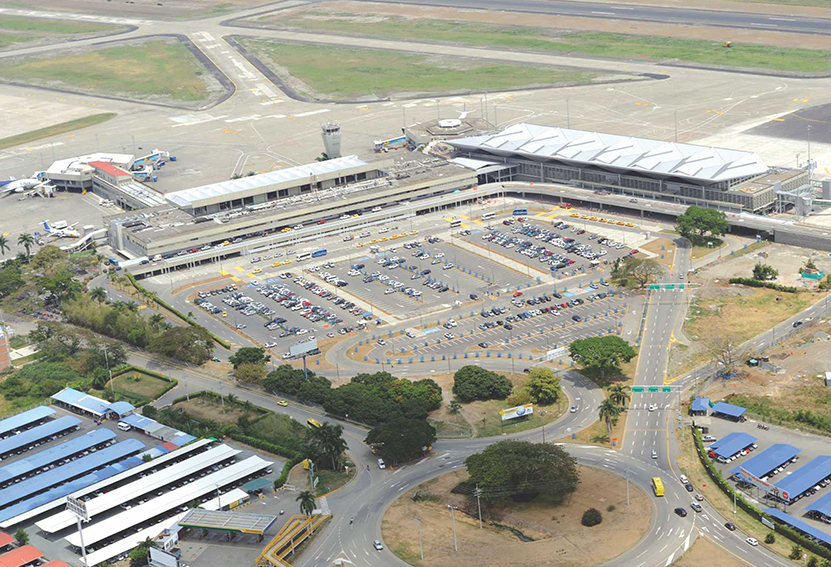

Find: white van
<box><xmin>117</xmin><ymin>422</ymin><xmax>132</xmax><ymax>432</ymax></box>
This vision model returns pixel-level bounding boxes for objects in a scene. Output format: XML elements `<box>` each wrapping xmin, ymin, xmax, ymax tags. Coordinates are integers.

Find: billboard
<box><xmin>289</xmin><ymin>338</ymin><xmax>319</xmax><ymax>358</ymax></box>
<box><xmin>149</xmin><ymin>547</ymin><xmax>178</xmax><ymax>567</ymax></box>
<box><xmin>546</xmin><ymin>347</ymin><xmax>569</xmax><ymax>361</ymax></box>
<box><xmin>66</xmin><ymin>496</ymin><xmax>89</xmax><ymax>522</ymax></box>
<box><xmin>739</xmin><ymin>466</ymin><xmax>778</xmax><ymax>497</ymax></box>
<box><xmin>500</xmin><ymin>404</ymin><xmax>534</xmax><ymax>422</ymax></box>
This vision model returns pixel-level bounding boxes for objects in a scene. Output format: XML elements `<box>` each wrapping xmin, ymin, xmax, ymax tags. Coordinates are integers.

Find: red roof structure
<box><xmin>41</xmin><ymin>561</ymin><xmax>72</xmax><ymax>567</ymax></box>
<box><xmin>0</xmin><ymin>534</ymin><xmax>12</xmax><ymax>549</ymax></box>
<box><xmin>88</xmin><ymin>161</ymin><xmax>131</xmax><ymax>177</ymax></box>
<box><xmin>0</xmin><ymin>545</ymin><xmax>42</xmax><ymax>567</ymax></box>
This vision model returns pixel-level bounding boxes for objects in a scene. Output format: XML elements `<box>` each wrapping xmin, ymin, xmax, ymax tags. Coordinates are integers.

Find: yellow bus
<box><xmin>307</xmin><ymin>418</ymin><xmax>323</xmax><ymax>429</ymax></box>
<box><xmin>652</xmin><ymin>477</ymin><xmax>665</xmax><ymax>497</ymax></box>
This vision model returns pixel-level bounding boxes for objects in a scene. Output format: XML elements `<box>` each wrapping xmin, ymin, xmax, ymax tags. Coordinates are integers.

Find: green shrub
<box><xmin>581</xmin><ymin>508</ymin><xmax>602</xmax><ymax>527</ymax></box>
<box><xmin>727</xmin><ymin>278</ymin><xmax>799</xmax><ymax>293</ymax></box>
<box><xmin>765</xmin><ymin>533</ymin><xmax>775</xmax><ymax>544</ymax></box>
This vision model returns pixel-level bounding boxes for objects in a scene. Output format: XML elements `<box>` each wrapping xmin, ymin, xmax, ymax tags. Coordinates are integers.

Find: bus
<box><xmin>307</xmin><ymin>418</ymin><xmax>323</xmax><ymax>428</ymax></box>
<box><xmin>512</xmin><ymin>208</ymin><xmax>528</xmax><ymax>216</ymax></box>
<box><xmin>296</xmin><ymin>252</ymin><xmax>312</xmax><ymax>262</ymax></box>
<box><xmin>311</xmin><ymin>248</ymin><xmax>328</xmax><ymax>258</ymax></box>
<box><xmin>449</xmin><ymin>219</ymin><xmax>462</xmax><ymax>228</ymax></box>
<box><xmin>481</xmin><ymin>212</ymin><xmax>496</xmax><ymax>221</ymax></box>
<box><xmin>652</xmin><ymin>477</ymin><xmax>665</xmax><ymax>497</ymax></box>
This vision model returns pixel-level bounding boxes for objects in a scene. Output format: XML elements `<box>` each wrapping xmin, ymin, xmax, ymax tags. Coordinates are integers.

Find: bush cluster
<box><xmin>728</xmin><ymin>278</ymin><xmax>799</xmax><ymax>293</ymax></box>
<box><xmin>452</xmin><ymin>366</ymin><xmax>512</xmax><ymax>402</ymax></box>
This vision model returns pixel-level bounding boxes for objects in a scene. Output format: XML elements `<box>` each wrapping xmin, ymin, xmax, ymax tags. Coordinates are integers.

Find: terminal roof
<box><xmin>449</xmin><ymin>123</ymin><xmax>768</xmax><ymax>184</ymax></box>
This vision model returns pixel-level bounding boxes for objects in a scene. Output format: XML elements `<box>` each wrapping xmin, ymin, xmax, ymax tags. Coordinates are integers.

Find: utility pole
<box><xmin>308</xmin><ymin>460</ymin><xmax>315</xmax><ymax>491</ymax></box>
<box><xmin>542</xmin><ymin>421</ymin><xmax>546</xmax><ymax>444</ymax></box>
<box><xmin>674</xmin><ymin>110</ymin><xmax>678</xmax><ymax>143</ymax></box>
<box><xmin>447</xmin><ymin>505</ymin><xmax>458</xmax><ymax>552</ymax></box>
<box><xmin>626</xmin><ymin>468</ymin><xmax>630</xmax><ymax>506</ymax></box>
<box><xmin>103</xmin><ymin>347</ymin><xmax>114</xmax><ymax>401</ymax></box>
<box><xmin>566</xmin><ymin>99</ymin><xmax>571</xmax><ymax>128</ymax></box>
<box><xmin>413</xmin><ymin>516</ymin><xmax>424</xmax><ymax>560</ymax></box>
<box><xmin>474</xmin><ymin>486</ymin><xmax>483</xmax><ymax>529</ymax></box>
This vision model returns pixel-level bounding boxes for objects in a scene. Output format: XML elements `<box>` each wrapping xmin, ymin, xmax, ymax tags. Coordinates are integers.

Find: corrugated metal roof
<box><xmin>0</xmin><ymin>545</ymin><xmax>41</xmax><ymax>567</ymax></box>
<box><xmin>88</xmin><ymin>161</ymin><xmax>131</xmax><ymax>177</ymax></box>
<box><xmin>0</xmin><ymin>407</ymin><xmax>55</xmax><ymax>437</ymax></box>
<box><xmin>773</xmin><ymin>456</ymin><xmax>831</xmax><ymax>500</ymax></box>
<box><xmin>805</xmin><ymin>490</ymin><xmax>831</xmax><ymax>517</ymax></box>
<box><xmin>170</xmin><ymin>434</ymin><xmax>196</xmax><ymax>447</ymax></box>
<box><xmin>51</xmin><ymin>388</ymin><xmax>111</xmax><ymax>416</ymax></box>
<box><xmin>108</xmin><ymin>401</ymin><xmax>135</xmax><ymax>417</ymax></box>
<box><xmin>691</xmin><ymin>397</ymin><xmax>710</xmax><ymax>412</ymax></box>
<box><xmin>165</xmin><ymin>155</ymin><xmax>370</xmax><ymax>208</ymax></box>
<box><xmin>708</xmin><ymin>432</ymin><xmax>757</xmax><ymax>459</ymax></box>
<box><xmin>448</xmin><ymin>123</ymin><xmax>768</xmax><ymax>184</ymax></box>
<box><xmin>0</xmin><ymin>533</ymin><xmax>11</xmax><ymax>547</ymax></box>
<box><xmin>0</xmin><ymin>439</ymin><xmax>144</xmax><ymax>508</ymax></box>
<box><xmin>730</xmin><ymin>444</ymin><xmax>801</xmax><ymax>478</ymax></box>
<box><xmin>0</xmin><ymin>429</ymin><xmax>115</xmax><ymax>484</ymax></box>
<box><xmin>712</xmin><ymin>401</ymin><xmax>747</xmax><ymax>418</ymax></box>
<box><xmin>0</xmin><ymin>416</ymin><xmax>81</xmax><ymax>457</ymax></box>
<box><xmin>764</xmin><ymin>508</ymin><xmax>831</xmax><ymax>546</ymax></box>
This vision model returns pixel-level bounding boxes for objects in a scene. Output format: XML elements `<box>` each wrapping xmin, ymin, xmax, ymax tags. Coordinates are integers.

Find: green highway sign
<box><xmin>648</xmin><ymin>387</ymin><xmax>659</xmax><ymax>392</ymax></box>
<box><xmin>663</xmin><ymin>386</ymin><xmax>672</xmax><ymax>392</ymax></box>
<box><xmin>632</xmin><ymin>387</ymin><xmax>644</xmax><ymax>392</ymax></box>
<box><xmin>632</xmin><ymin>386</ymin><xmax>676</xmax><ymax>393</ymax></box>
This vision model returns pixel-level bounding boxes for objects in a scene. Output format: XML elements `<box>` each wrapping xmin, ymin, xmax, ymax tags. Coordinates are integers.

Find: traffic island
<box><xmin>382</xmin><ymin>466</ymin><xmax>650</xmax><ymax>567</ymax></box>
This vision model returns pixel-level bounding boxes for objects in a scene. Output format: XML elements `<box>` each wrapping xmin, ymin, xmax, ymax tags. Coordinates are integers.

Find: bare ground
<box><xmin>382</xmin><ymin>466</ymin><xmax>651</xmax><ymax>567</ymax></box>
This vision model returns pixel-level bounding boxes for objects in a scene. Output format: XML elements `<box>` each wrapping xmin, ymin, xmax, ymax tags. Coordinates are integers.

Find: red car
<box><xmin>317</xmin><ymin>219</ymin><xmax>326</xmax><ymax>225</ymax></box>
<box><xmin>513</xmin><ymin>292</ymin><xmax>523</xmax><ymax>297</ymax></box>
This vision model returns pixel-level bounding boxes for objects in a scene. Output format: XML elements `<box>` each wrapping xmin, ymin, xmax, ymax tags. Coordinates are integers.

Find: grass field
<box><xmin>0</xmin><ymin>16</ymin><xmax>123</xmax><ymax>49</ymax></box>
<box><xmin>314</xmin><ymin>467</ymin><xmax>355</xmax><ymax>497</ymax></box>
<box><xmin>0</xmin><ymin>113</ymin><xmax>115</xmax><ymax>150</ymax></box>
<box><xmin>256</xmin><ymin>11</ymin><xmax>831</xmax><ymax>73</ymax></box>
<box><xmin>0</xmin><ymin>40</ymin><xmax>212</xmax><ymax>102</ymax></box>
<box><xmin>237</xmin><ymin>39</ymin><xmax>602</xmax><ymax>100</ymax></box>
<box><xmin>109</xmin><ymin>370</ymin><xmax>171</xmax><ymax>405</ymax></box>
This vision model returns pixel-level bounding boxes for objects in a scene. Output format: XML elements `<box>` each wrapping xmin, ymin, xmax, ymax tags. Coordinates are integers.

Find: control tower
<box><xmin>321</xmin><ymin>123</ymin><xmax>342</xmax><ymax>159</ymax></box>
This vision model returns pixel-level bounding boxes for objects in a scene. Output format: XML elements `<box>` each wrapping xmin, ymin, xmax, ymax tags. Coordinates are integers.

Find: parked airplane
<box><xmin>0</xmin><ymin>177</ymin><xmax>49</xmax><ymax>196</ymax></box>
<box><xmin>42</xmin><ymin>220</ymin><xmax>80</xmax><ymax>239</ymax></box>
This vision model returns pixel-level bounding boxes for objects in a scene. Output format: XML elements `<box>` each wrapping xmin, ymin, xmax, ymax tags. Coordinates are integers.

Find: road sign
<box><xmin>662</xmin><ymin>387</ymin><xmax>672</xmax><ymax>392</ymax></box>
<box><xmin>648</xmin><ymin>387</ymin><xmax>659</xmax><ymax>392</ymax></box>
<box><xmin>67</xmin><ymin>496</ymin><xmax>89</xmax><ymax>522</ymax></box>
<box><xmin>632</xmin><ymin>387</ymin><xmax>644</xmax><ymax>392</ymax></box>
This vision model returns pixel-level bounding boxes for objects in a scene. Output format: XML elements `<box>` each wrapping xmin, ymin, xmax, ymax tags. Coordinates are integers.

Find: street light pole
<box><xmin>474</xmin><ymin>486</ymin><xmax>483</xmax><ymax>529</ymax></box>
<box><xmin>447</xmin><ymin>505</ymin><xmax>458</xmax><ymax>552</ymax></box>
<box><xmin>414</xmin><ymin>516</ymin><xmax>424</xmax><ymax>560</ymax></box>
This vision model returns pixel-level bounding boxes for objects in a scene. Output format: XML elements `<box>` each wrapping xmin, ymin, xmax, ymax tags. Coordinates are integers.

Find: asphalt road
<box><xmin>358</xmin><ymin>0</ymin><xmax>831</xmax><ymax>36</ymax></box>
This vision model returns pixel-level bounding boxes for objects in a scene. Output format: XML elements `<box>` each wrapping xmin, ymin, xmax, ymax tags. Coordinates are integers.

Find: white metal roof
<box><xmin>37</xmin><ymin>444</ymin><xmax>240</xmax><ymax>533</ymax></box>
<box><xmin>83</xmin><ymin>511</ymin><xmax>187</xmax><ymax>567</ymax></box>
<box><xmin>199</xmin><ymin>487</ymin><xmax>248</xmax><ymax>511</ymax></box>
<box><xmin>0</xmin><ymin>438</ymin><xmax>213</xmax><ymax>529</ymax></box>
<box><xmin>165</xmin><ymin>155</ymin><xmax>370</xmax><ymax>208</ymax></box>
<box><xmin>65</xmin><ymin>455</ymin><xmax>272</xmax><ymax>547</ymax></box>
<box><xmin>448</xmin><ymin>123</ymin><xmax>768</xmax><ymax>185</ymax></box>
<box><xmin>46</xmin><ymin>153</ymin><xmax>134</xmax><ymax>175</ymax></box>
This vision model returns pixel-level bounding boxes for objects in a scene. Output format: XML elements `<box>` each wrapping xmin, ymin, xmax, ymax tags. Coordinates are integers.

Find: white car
<box><xmin>372</xmin><ymin>206</ymin><xmax>382</xmax><ymax>212</ymax></box>
<box><xmin>373</xmin><ymin>539</ymin><xmax>384</xmax><ymax>550</ymax></box>
<box><xmin>379</xmin><ymin>227</ymin><xmax>390</xmax><ymax>234</ymax></box>
<box><xmin>680</xmin><ymin>475</ymin><xmax>689</xmax><ymax>484</ymax></box>
<box><xmin>569</xmin><ymin>406</ymin><xmax>578</xmax><ymax>413</ymax></box>
<box><xmin>746</xmin><ymin>537</ymin><xmax>759</xmax><ymax>546</ymax></box>
<box><xmin>648</xmin><ymin>404</ymin><xmax>657</xmax><ymax>412</ymax></box>
<box><xmin>377</xmin><ymin>458</ymin><xmax>386</xmax><ymax>470</ymax></box>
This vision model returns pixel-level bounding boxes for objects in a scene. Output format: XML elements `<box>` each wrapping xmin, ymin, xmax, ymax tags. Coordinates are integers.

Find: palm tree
<box><xmin>308</xmin><ymin>423</ymin><xmax>348</xmax><ymax>471</ymax></box>
<box><xmin>89</xmin><ymin>287</ymin><xmax>107</xmax><ymax>304</ymax></box>
<box><xmin>17</xmin><ymin>233</ymin><xmax>34</xmax><ymax>258</ymax></box>
<box><xmin>598</xmin><ymin>399</ymin><xmax>622</xmax><ymax>443</ymax></box>
<box><xmin>296</xmin><ymin>490</ymin><xmax>316</xmax><ymax>515</ymax></box>
<box><xmin>149</xmin><ymin>313</ymin><xmax>165</xmax><ymax>329</ymax></box>
<box><xmin>606</xmin><ymin>384</ymin><xmax>631</xmax><ymax>408</ymax></box>
<box><xmin>124</xmin><ymin>300</ymin><xmax>139</xmax><ymax>312</ymax></box>
<box><xmin>0</xmin><ymin>235</ymin><xmax>8</xmax><ymax>257</ymax></box>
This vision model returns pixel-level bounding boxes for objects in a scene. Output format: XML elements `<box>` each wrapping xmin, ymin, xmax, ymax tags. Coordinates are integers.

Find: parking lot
<box><xmin>193</xmin><ymin>277</ymin><xmax>368</xmax><ymax>357</ymax></box>
<box><xmin>303</xmin><ymin>235</ymin><xmax>535</xmax><ymax>318</ymax></box>
<box><xmin>364</xmin><ymin>284</ymin><xmax>627</xmax><ymax>358</ymax></box>
<box><xmin>457</xmin><ymin>216</ymin><xmax>640</xmax><ymax>281</ymax></box>
<box><xmin>699</xmin><ymin>411</ymin><xmax>831</xmax><ymax>534</ymax></box>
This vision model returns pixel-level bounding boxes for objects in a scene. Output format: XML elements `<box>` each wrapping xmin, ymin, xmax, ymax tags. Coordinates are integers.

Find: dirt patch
<box><xmin>698</xmin><ymin>242</ymin><xmax>831</xmax><ymax>289</ymax></box>
<box><xmin>257</xmin><ymin>2</ymin><xmax>831</xmax><ymax>53</ymax></box>
<box><xmin>640</xmin><ymin>238</ymin><xmax>677</xmax><ymax>268</ymax></box>
<box><xmin>673</xmin><ymin>534</ymin><xmax>747</xmax><ymax>567</ymax></box>
<box><xmin>173</xmin><ymin>397</ymin><xmax>253</xmax><ymax>425</ymax></box>
<box><xmin>382</xmin><ymin>465</ymin><xmax>651</xmax><ymax>567</ymax></box>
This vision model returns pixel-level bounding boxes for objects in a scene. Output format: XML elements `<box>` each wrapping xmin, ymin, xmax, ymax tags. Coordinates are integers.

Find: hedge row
<box><xmin>229</xmin><ymin>433</ymin><xmax>300</xmax><ymax>463</ymax></box>
<box><xmin>728</xmin><ymin>278</ymin><xmax>799</xmax><ymax>293</ymax></box>
<box><xmin>693</xmin><ymin>428</ymin><xmax>831</xmax><ymax>560</ymax></box>
<box><xmin>124</xmin><ymin>273</ymin><xmax>231</xmax><ymax>349</ymax></box>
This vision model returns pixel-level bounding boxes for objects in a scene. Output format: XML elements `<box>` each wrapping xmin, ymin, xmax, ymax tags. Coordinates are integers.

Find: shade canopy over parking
<box><xmin>773</xmin><ymin>455</ymin><xmax>831</xmax><ymax>501</ymax></box>
<box><xmin>730</xmin><ymin>443</ymin><xmax>800</xmax><ymax>479</ymax></box>
<box><xmin>179</xmin><ymin>508</ymin><xmax>276</xmax><ymax>535</ymax></box>
<box><xmin>764</xmin><ymin>508</ymin><xmax>831</xmax><ymax>547</ymax></box>
<box><xmin>711</xmin><ymin>401</ymin><xmax>746</xmax><ymax>419</ymax></box>
<box><xmin>0</xmin><ymin>407</ymin><xmax>55</xmax><ymax>438</ymax></box>
<box><xmin>0</xmin><ymin>416</ymin><xmax>81</xmax><ymax>458</ymax></box>
<box><xmin>0</xmin><ymin>545</ymin><xmax>41</xmax><ymax>567</ymax></box>
<box><xmin>805</xmin><ymin>490</ymin><xmax>831</xmax><ymax>518</ymax></box>
<box><xmin>707</xmin><ymin>432</ymin><xmax>756</xmax><ymax>459</ymax></box>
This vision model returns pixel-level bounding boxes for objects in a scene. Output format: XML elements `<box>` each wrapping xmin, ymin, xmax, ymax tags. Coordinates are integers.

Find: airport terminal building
<box><xmin>448</xmin><ymin>123</ymin><xmax>808</xmax><ymax>212</ymax></box>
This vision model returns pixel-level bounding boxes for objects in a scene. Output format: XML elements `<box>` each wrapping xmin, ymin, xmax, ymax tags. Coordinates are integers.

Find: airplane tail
<box><xmin>42</xmin><ymin>220</ymin><xmax>51</xmax><ymax>233</ymax></box>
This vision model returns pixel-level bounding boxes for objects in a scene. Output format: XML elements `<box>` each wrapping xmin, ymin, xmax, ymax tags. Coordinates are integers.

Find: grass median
<box><xmin>0</xmin><ymin>39</ymin><xmax>213</xmax><ymax>102</ymax></box>
<box><xmin>251</xmin><ymin>10</ymin><xmax>831</xmax><ymax>74</ymax></box>
<box><xmin>236</xmin><ymin>39</ymin><xmax>605</xmax><ymax>100</ymax></box>
<box><xmin>0</xmin><ymin>15</ymin><xmax>124</xmax><ymax>50</ymax></box>
<box><xmin>0</xmin><ymin>113</ymin><xmax>116</xmax><ymax>150</ymax></box>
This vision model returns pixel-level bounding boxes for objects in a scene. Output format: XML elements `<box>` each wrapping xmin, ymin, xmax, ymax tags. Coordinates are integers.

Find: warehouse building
<box><xmin>448</xmin><ymin>123</ymin><xmax>808</xmax><ymax>212</ymax></box>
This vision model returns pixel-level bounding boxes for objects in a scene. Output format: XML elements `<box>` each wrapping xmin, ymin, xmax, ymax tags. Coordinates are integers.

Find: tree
<box><xmin>465</xmin><ymin>441</ymin><xmax>579</xmax><ymax>503</ymax></box>
<box><xmin>148</xmin><ymin>313</ymin><xmax>166</xmax><ymax>329</ymax></box>
<box><xmin>610</xmin><ymin>257</ymin><xmax>664</xmax><ymax>289</ymax></box>
<box><xmin>0</xmin><ymin>235</ymin><xmax>8</xmax><ymax>256</ymax></box>
<box><xmin>13</xmin><ymin>527</ymin><xmax>28</xmax><ymax>545</ymax></box>
<box><xmin>129</xmin><ymin>537</ymin><xmax>154</xmax><ymax>566</ymax></box>
<box><xmin>705</xmin><ymin>331</ymin><xmax>741</xmax><ymax>376</ymax></box>
<box><xmin>581</xmin><ymin>508</ymin><xmax>602</xmax><ymax>527</ymax></box>
<box><xmin>526</xmin><ymin>367</ymin><xmax>561</xmax><ymax>405</ymax></box>
<box><xmin>806</xmin><ymin>258</ymin><xmax>818</xmax><ymax>271</ymax></box>
<box><xmin>820</xmin><ymin>559</ymin><xmax>831</xmax><ymax>567</ymax></box>
<box><xmin>765</xmin><ymin>533</ymin><xmax>775</xmax><ymax>544</ymax></box>
<box><xmin>452</xmin><ymin>365</ymin><xmax>512</xmax><ymax>402</ymax></box>
<box><xmin>606</xmin><ymin>384</ymin><xmax>631</xmax><ymax>408</ymax></box>
<box><xmin>752</xmin><ymin>263</ymin><xmax>778</xmax><ymax>281</ymax></box>
<box><xmin>296</xmin><ymin>490</ymin><xmax>316</xmax><ymax>515</ymax></box>
<box><xmin>148</xmin><ymin>326</ymin><xmax>214</xmax><ymax>365</ymax></box>
<box><xmin>790</xmin><ymin>545</ymin><xmax>803</xmax><ymax>560</ymax></box>
<box><xmin>89</xmin><ymin>286</ymin><xmax>107</xmax><ymax>303</ymax></box>
<box><xmin>17</xmin><ymin>232</ymin><xmax>34</xmax><ymax>258</ymax></box>
<box><xmin>234</xmin><ymin>362</ymin><xmax>266</xmax><ymax>384</ymax></box>
<box><xmin>365</xmin><ymin>418</ymin><xmax>437</xmax><ymax>465</ymax></box>
<box><xmin>808</xmin><ymin>557</ymin><xmax>818</xmax><ymax>567</ymax></box>
<box><xmin>598</xmin><ymin>398</ymin><xmax>622</xmax><ymax>442</ymax></box>
<box><xmin>305</xmin><ymin>422</ymin><xmax>348</xmax><ymax>471</ymax></box>
<box><xmin>229</xmin><ymin>347</ymin><xmax>268</xmax><ymax>368</ymax></box>
<box><xmin>676</xmin><ymin>205</ymin><xmax>728</xmax><ymax>245</ymax></box>
<box><xmin>569</xmin><ymin>336</ymin><xmax>636</xmax><ymax>381</ymax></box>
